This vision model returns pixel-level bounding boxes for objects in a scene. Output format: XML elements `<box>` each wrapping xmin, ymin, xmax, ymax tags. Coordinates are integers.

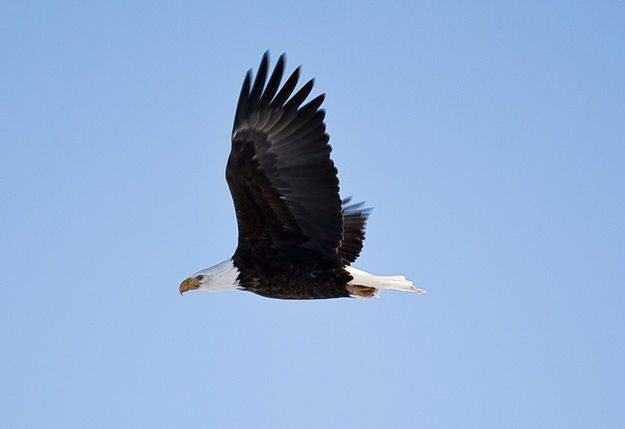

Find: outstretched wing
<box><xmin>226</xmin><ymin>52</ymin><xmax>343</xmax><ymax>262</ymax></box>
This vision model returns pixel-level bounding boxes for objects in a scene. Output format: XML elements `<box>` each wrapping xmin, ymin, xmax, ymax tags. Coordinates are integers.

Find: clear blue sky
<box><xmin>2</xmin><ymin>1</ymin><xmax>624</xmax><ymax>428</ymax></box>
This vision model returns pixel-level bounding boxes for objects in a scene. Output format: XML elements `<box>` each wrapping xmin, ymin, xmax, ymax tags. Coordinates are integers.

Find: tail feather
<box><xmin>345</xmin><ymin>266</ymin><xmax>426</xmax><ymax>297</ymax></box>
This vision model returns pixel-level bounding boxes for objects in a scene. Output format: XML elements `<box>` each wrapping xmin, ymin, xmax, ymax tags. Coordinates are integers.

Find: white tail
<box><xmin>345</xmin><ymin>266</ymin><xmax>426</xmax><ymax>298</ymax></box>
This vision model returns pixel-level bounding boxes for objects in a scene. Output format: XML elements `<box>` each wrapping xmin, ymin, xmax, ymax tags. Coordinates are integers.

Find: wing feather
<box><xmin>339</xmin><ymin>198</ymin><xmax>371</xmax><ymax>265</ymax></box>
<box><xmin>227</xmin><ymin>53</ymin><xmax>344</xmax><ymax>262</ymax></box>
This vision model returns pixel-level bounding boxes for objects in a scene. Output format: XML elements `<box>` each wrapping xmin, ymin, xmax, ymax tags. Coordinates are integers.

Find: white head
<box><xmin>179</xmin><ymin>259</ymin><xmax>241</xmax><ymax>295</ymax></box>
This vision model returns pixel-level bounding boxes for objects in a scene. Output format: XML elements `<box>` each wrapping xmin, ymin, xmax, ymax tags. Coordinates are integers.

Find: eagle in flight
<box><xmin>179</xmin><ymin>53</ymin><xmax>424</xmax><ymax>299</ymax></box>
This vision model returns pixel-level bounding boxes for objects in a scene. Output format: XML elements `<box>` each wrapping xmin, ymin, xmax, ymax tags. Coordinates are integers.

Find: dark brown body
<box><xmin>233</xmin><ymin>247</ymin><xmax>352</xmax><ymax>299</ymax></box>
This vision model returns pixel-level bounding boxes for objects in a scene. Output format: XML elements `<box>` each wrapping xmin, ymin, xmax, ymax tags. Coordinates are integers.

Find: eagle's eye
<box><xmin>196</xmin><ymin>275</ymin><xmax>204</xmax><ymax>281</ymax></box>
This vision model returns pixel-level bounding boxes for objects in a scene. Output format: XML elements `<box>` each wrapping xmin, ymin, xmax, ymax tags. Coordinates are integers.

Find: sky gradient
<box><xmin>2</xmin><ymin>1</ymin><xmax>624</xmax><ymax>428</ymax></box>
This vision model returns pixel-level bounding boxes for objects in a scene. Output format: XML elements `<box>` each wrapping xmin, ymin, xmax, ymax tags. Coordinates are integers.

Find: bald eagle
<box><xmin>179</xmin><ymin>53</ymin><xmax>424</xmax><ymax>299</ymax></box>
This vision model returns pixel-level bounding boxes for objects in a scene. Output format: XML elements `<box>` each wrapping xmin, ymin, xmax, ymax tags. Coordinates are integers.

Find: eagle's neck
<box><xmin>196</xmin><ymin>259</ymin><xmax>241</xmax><ymax>292</ymax></box>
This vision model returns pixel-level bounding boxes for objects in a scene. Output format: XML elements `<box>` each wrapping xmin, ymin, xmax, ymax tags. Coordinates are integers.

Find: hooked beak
<box><xmin>179</xmin><ymin>276</ymin><xmax>201</xmax><ymax>295</ymax></box>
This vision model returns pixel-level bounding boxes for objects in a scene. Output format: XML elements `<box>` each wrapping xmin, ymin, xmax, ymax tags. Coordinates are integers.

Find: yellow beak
<box><xmin>179</xmin><ymin>276</ymin><xmax>201</xmax><ymax>295</ymax></box>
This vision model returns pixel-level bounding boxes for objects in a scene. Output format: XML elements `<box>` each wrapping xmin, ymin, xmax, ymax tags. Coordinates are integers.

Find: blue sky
<box><xmin>1</xmin><ymin>1</ymin><xmax>624</xmax><ymax>428</ymax></box>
